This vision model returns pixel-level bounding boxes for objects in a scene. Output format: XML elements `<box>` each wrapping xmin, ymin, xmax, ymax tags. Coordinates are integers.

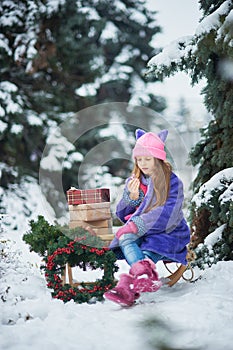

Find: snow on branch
<box><xmin>146</xmin><ymin>0</ymin><xmax>233</xmax><ymax>80</ymax></box>
<box><xmin>192</xmin><ymin>167</ymin><xmax>233</xmax><ymax>208</ymax></box>
<box><xmin>145</xmin><ymin>36</ymin><xmax>198</xmax><ymax>82</ymax></box>
<box><xmin>204</xmin><ymin>223</ymin><xmax>226</xmax><ymax>248</ymax></box>
<box><xmin>0</xmin><ymin>81</ymin><xmax>23</xmax><ymax>116</ymax></box>
<box><xmin>147</xmin><ymin>36</ymin><xmax>194</xmax><ymax>74</ymax></box>
<box><xmin>195</xmin><ymin>0</ymin><xmax>233</xmax><ymax>37</ymax></box>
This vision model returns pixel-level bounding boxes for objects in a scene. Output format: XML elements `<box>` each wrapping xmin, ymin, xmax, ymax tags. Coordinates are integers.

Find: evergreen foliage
<box><xmin>145</xmin><ymin>0</ymin><xmax>233</xmax><ymax>265</ymax></box>
<box><xmin>23</xmin><ymin>215</ymin><xmax>62</xmax><ymax>257</ymax></box>
<box><xmin>0</xmin><ymin>0</ymin><xmax>164</xmax><ymax>193</ymax></box>
<box><xmin>23</xmin><ymin>215</ymin><xmax>106</xmax><ymax>257</ymax></box>
<box><xmin>191</xmin><ymin>168</ymin><xmax>233</xmax><ymax>267</ymax></box>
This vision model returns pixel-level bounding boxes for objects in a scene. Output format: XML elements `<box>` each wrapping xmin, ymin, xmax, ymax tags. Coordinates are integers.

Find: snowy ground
<box><xmin>0</xmin><ymin>181</ymin><xmax>232</xmax><ymax>350</ymax></box>
<box><xmin>1</xmin><ymin>226</ymin><xmax>233</xmax><ymax>350</ymax></box>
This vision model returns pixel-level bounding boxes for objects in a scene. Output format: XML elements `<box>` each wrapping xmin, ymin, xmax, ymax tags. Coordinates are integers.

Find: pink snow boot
<box><xmin>129</xmin><ymin>259</ymin><xmax>162</xmax><ymax>293</ymax></box>
<box><xmin>104</xmin><ymin>273</ymin><xmax>140</xmax><ymax>306</ymax></box>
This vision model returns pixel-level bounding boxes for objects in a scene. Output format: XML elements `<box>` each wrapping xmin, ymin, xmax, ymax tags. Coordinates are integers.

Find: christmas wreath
<box><xmin>23</xmin><ymin>216</ymin><xmax>118</xmax><ymax>304</ymax></box>
<box><xmin>45</xmin><ymin>238</ymin><xmax>118</xmax><ymax>303</ymax></box>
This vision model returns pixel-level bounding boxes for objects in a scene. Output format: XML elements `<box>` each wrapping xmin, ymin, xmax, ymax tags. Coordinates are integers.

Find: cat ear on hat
<box><xmin>135</xmin><ymin>128</ymin><xmax>146</xmax><ymax>140</ymax></box>
<box><xmin>157</xmin><ymin>129</ymin><xmax>168</xmax><ymax>142</ymax></box>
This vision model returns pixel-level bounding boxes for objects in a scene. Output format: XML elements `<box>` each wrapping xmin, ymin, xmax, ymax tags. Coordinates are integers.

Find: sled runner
<box><xmin>163</xmin><ymin>261</ymin><xmax>193</xmax><ymax>286</ymax></box>
<box><xmin>163</xmin><ymin>246</ymin><xmax>195</xmax><ymax>286</ymax></box>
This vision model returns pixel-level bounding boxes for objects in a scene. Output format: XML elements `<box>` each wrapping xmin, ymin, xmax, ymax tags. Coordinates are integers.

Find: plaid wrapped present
<box><xmin>67</xmin><ymin>187</ymin><xmax>110</xmax><ymax>205</ymax></box>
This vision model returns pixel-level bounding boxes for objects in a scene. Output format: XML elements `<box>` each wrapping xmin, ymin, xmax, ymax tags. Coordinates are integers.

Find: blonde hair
<box><xmin>132</xmin><ymin>158</ymin><xmax>172</xmax><ymax>210</ymax></box>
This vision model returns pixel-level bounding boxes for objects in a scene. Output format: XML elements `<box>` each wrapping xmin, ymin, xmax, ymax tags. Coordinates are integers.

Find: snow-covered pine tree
<box><xmin>145</xmin><ymin>0</ymin><xmax>233</xmax><ymax>265</ymax></box>
<box><xmin>0</xmin><ymin>0</ymin><xmax>165</xmax><ymax>219</ymax></box>
<box><xmin>191</xmin><ymin>168</ymin><xmax>233</xmax><ymax>267</ymax></box>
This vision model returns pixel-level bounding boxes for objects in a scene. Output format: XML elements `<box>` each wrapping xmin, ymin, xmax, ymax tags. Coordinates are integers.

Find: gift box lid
<box><xmin>69</xmin><ymin>202</ymin><xmax>111</xmax><ymax>210</ymax></box>
<box><xmin>66</xmin><ymin>187</ymin><xmax>110</xmax><ymax>205</ymax></box>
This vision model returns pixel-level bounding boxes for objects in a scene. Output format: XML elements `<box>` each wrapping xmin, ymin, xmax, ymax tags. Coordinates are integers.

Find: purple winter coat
<box><xmin>109</xmin><ymin>172</ymin><xmax>190</xmax><ymax>265</ymax></box>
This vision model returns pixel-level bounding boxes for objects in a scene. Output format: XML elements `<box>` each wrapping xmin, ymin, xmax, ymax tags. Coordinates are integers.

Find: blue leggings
<box><xmin>118</xmin><ymin>234</ymin><xmax>166</xmax><ymax>266</ymax></box>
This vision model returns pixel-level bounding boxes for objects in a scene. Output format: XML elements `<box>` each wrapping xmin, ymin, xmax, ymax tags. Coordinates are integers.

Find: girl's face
<box><xmin>136</xmin><ymin>156</ymin><xmax>156</xmax><ymax>176</ymax></box>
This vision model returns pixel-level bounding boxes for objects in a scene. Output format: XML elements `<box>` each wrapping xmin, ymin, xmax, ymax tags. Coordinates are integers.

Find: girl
<box><xmin>104</xmin><ymin>128</ymin><xmax>190</xmax><ymax>306</ymax></box>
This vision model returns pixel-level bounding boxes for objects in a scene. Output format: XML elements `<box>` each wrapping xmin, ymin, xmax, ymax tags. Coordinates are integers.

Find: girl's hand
<box><xmin>127</xmin><ymin>176</ymin><xmax>140</xmax><ymax>200</ymax></box>
<box><xmin>115</xmin><ymin>221</ymin><xmax>138</xmax><ymax>239</ymax></box>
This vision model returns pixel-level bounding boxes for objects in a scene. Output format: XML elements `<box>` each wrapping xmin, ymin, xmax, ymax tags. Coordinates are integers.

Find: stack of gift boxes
<box><xmin>67</xmin><ymin>187</ymin><xmax>114</xmax><ymax>246</ymax></box>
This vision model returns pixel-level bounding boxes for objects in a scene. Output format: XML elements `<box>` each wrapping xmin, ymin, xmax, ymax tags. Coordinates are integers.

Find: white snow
<box><xmin>192</xmin><ymin>168</ymin><xmax>233</xmax><ymax>207</ymax></box>
<box><xmin>0</xmin><ymin>34</ymin><xmax>12</xmax><ymax>55</ymax></box>
<box><xmin>115</xmin><ymin>46</ymin><xmax>135</xmax><ymax>64</ymax></box>
<box><xmin>44</xmin><ymin>0</ymin><xmax>66</xmax><ymax>16</ymax></box>
<box><xmin>63</xmin><ymin>152</ymin><xmax>84</xmax><ymax>169</ymax></box>
<box><xmin>100</xmin><ymin>22</ymin><xmax>119</xmax><ymax>42</ymax></box>
<box><xmin>195</xmin><ymin>0</ymin><xmax>232</xmax><ymax>37</ymax></box>
<box><xmin>65</xmin><ymin>151</ymin><xmax>84</xmax><ymax>163</ymax></box>
<box><xmin>0</xmin><ymin>120</ymin><xmax>7</xmax><ymax>132</ymax></box>
<box><xmin>0</xmin><ymin>81</ymin><xmax>18</xmax><ymax>93</ymax></box>
<box><xmin>129</xmin><ymin>9</ymin><xmax>147</xmax><ymax>25</ymax></box>
<box><xmin>147</xmin><ymin>36</ymin><xmax>194</xmax><ymax>69</ymax></box>
<box><xmin>0</xmin><ymin>82</ymin><xmax>23</xmax><ymax>115</ymax></box>
<box><xmin>78</xmin><ymin>7</ymin><xmax>100</xmax><ymax>20</ymax></box>
<box><xmin>204</xmin><ymin>224</ymin><xmax>226</xmax><ymax>247</ymax></box>
<box><xmin>75</xmin><ymin>83</ymin><xmax>99</xmax><ymax>97</ymax></box>
<box><xmin>1</xmin><ymin>182</ymin><xmax>233</xmax><ymax>350</ymax></box>
<box><xmin>40</xmin><ymin>127</ymin><xmax>75</xmax><ymax>171</ymax></box>
<box><xmin>26</xmin><ymin>114</ymin><xmax>43</xmax><ymax>126</ymax></box>
<box><xmin>11</xmin><ymin>124</ymin><xmax>24</xmax><ymax>134</ymax></box>
<box><xmin>220</xmin><ymin>182</ymin><xmax>233</xmax><ymax>203</ymax></box>
<box><xmin>1</xmin><ymin>233</ymin><xmax>233</xmax><ymax>350</ymax></box>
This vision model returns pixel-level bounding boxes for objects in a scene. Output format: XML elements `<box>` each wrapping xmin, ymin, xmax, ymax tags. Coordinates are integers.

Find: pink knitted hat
<box><xmin>132</xmin><ymin>129</ymin><xmax>168</xmax><ymax>160</ymax></box>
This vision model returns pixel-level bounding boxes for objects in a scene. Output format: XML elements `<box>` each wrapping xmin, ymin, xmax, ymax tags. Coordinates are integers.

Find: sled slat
<box><xmin>67</xmin><ymin>264</ymin><xmax>73</xmax><ymax>285</ymax></box>
<box><xmin>61</xmin><ymin>266</ymin><xmax>66</xmax><ymax>285</ymax></box>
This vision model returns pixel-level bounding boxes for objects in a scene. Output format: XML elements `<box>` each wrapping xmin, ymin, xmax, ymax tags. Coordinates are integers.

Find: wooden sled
<box><xmin>61</xmin><ymin>261</ymin><xmax>195</xmax><ymax>287</ymax></box>
<box><xmin>61</xmin><ymin>263</ymin><xmax>73</xmax><ymax>286</ymax></box>
<box><xmin>163</xmin><ymin>262</ymin><xmax>194</xmax><ymax>287</ymax></box>
<box><xmin>61</xmin><ymin>247</ymin><xmax>195</xmax><ymax>288</ymax></box>
<box><xmin>163</xmin><ymin>247</ymin><xmax>195</xmax><ymax>287</ymax></box>
<box><xmin>61</xmin><ymin>263</ymin><xmax>108</xmax><ymax>288</ymax></box>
